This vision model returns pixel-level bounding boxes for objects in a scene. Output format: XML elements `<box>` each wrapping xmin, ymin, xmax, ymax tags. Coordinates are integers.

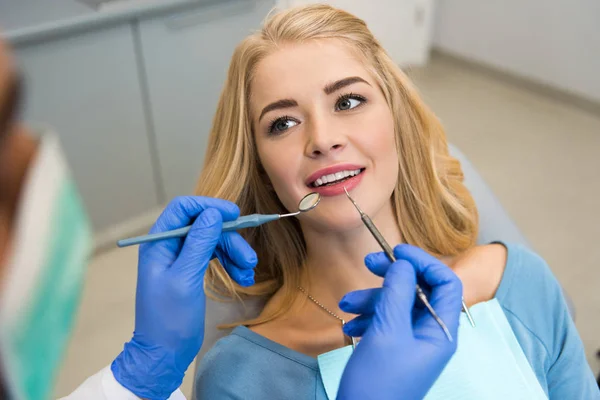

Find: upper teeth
<box><xmin>313</xmin><ymin>169</ymin><xmax>362</xmax><ymax>187</ymax></box>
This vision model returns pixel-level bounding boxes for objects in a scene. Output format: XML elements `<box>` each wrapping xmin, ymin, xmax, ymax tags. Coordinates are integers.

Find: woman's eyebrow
<box><xmin>257</xmin><ymin>76</ymin><xmax>369</xmax><ymax>123</ymax></box>
<box><xmin>258</xmin><ymin>98</ymin><xmax>298</xmax><ymax>122</ymax></box>
<box><xmin>323</xmin><ymin>76</ymin><xmax>370</xmax><ymax>95</ymax></box>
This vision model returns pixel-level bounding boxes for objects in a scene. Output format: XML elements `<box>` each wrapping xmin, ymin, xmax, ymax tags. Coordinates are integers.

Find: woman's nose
<box><xmin>305</xmin><ymin>119</ymin><xmax>347</xmax><ymax>158</ymax></box>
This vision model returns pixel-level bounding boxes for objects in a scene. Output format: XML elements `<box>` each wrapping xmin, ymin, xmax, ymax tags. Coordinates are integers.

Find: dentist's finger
<box><xmin>214</xmin><ymin>247</ymin><xmax>255</xmax><ymax>287</ymax></box>
<box><xmin>394</xmin><ymin>245</ymin><xmax>463</xmax><ymax>340</ymax></box>
<box><xmin>373</xmin><ymin>260</ymin><xmax>417</xmax><ymax>337</ymax></box>
<box><xmin>150</xmin><ymin>196</ymin><xmax>239</xmax><ymax>234</ymax></box>
<box><xmin>339</xmin><ymin>288</ymin><xmax>381</xmax><ymax>315</ymax></box>
<box><xmin>343</xmin><ymin>314</ymin><xmax>372</xmax><ymax>338</ymax></box>
<box><xmin>393</xmin><ymin>245</ymin><xmax>463</xmax><ymax>309</ymax></box>
<box><xmin>218</xmin><ymin>231</ymin><xmax>258</xmax><ymax>270</ymax></box>
<box><xmin>143</xmin><ymin>197</ymin><xmax>239</xmax><ymax>257</ymax></box>
<box><xmin>363</xmin><ymin>251</ymin><xmax>392</xmax><ymax>278</ymax></box>
<box><xmin>174</xmin><ymin>208</ymin><xmax>223</xmax><ymax>277</ymax></box>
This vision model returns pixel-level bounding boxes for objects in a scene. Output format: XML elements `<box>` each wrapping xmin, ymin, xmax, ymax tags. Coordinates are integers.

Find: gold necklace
<box><xmin>298</xmin><ymin>286</ymin><xmax>357</xmax><ymax>349</ymax></box>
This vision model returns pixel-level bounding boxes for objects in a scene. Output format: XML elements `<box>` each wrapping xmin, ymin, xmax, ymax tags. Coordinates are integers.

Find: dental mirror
<box><xmin>279</xmin><ymin>192</ymin><xmax>321</xmax><ymax>218</ymax></box>
<box><xmin>298</xmin><ymin>192</ymin><xmax>321</xmax><ymax>212</ymax></box>
<box><xmin>117</xmin><ymin>192</ymin><xmax>322</xmax><ymax>247</ymax></box>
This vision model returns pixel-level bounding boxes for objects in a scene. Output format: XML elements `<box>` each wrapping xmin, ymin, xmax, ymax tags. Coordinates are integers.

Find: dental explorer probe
<box><xmin>343</xmin><ymin>187</ymin><xmax>459</xmax><ymax>342</ymax></box>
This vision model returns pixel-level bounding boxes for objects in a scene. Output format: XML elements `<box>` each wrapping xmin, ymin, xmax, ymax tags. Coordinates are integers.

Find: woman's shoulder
<box><xmin>197</xmin><ymin>327</ymin><xmax>260</xmax><ymax>371</ymax></box>
<box><xmin>451</xmin><ymin>243</ymin><xmax>507</xmax><ymax>306</ymax></box>
<box><xmin>454</xmin><ymin>242</ymin><xmax>560</xmax><ymax>307</ymax></box>
<box><xmin>488</xmin><ymin>243</ymin><xmax>573</xmax><ymax>357</ymax></box>
<box><xmin>491</xmin><ymin>244</ymin><xmax>599</xmax><ymax>397</ymax></box>
<box><xmin>195</xmin><ymin>326</ymin><xmax>320</xmax><ymax>398</ymax></box>
<box><xmin>455</xmin><ymin>243</ymin><xmax>570</xmax><ymax>342</ymax></box>
<box><xmin>494</xmin><ymin>242</ymin><xmax>563</xmax><ymax>309</ymax></box>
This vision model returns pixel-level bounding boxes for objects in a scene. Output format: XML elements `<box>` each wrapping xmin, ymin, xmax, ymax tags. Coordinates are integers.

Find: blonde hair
<box><xmin>195</xmin><ymin>4</ymin><xmax>478</xmax><ymax>326</ymax></box>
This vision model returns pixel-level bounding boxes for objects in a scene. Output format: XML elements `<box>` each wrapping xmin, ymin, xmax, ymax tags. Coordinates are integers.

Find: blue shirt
<box><xmin>194</xmin><ymin>243</ymin><xmax>599</xmax><ymax>399</ymax></box>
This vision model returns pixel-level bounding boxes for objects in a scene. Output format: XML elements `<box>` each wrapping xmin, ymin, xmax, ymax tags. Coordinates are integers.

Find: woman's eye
<box><xmin>335</xmin><ymin>94</ymin><xmax>366</xmax><ymax>111</ymax></box>
<box><xmin>269</xmin><ymin>117</ymin><xmax>298</xmax><ymax>134</ymax></box>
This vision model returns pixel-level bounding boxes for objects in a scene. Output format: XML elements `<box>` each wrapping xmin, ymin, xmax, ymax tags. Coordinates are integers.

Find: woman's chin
<box><xmin>299</xmin><ymin>208</ymin><xmax>364</xmax><ymax>233</ymax></box>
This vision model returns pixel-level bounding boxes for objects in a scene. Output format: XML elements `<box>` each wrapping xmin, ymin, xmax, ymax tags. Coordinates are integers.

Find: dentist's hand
<box><xmin>337</xmin><ymin>244</ymin><xmax>463</xmax><ymax>400</ymax></box>
<box><xmin>111</xmin><ymin>197</ymin><xmax>257</xmax><ymax>400</ymax></box>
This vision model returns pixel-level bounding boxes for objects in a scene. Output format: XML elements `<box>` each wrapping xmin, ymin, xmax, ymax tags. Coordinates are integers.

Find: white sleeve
<box><xmin>58</xmin><ymin>366</ymin><xmax>187</xmax><ymax>400</ymax></box>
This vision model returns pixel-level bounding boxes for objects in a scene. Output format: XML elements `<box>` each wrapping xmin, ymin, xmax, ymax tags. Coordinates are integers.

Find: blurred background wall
<box><xmin>433</xmin><ymin>0</ymin><xmax>600</xmax><ymax>103</ymax></box>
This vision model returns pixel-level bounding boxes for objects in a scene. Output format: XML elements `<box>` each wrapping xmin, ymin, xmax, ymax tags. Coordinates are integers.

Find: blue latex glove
<box><xmin>337</xmin><ymin>244</ymin><xmax>463</xmax><ymax>400</ymax></box>
<box><xmin>111</xmin><ymin>196</ymin><xmax>258</xmax><ymax>400</ymax></box>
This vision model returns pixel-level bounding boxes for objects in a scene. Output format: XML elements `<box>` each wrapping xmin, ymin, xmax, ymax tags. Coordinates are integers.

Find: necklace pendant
<box><xmin>298</xmin><ymin>287</ymin><xmax>356</xmax><ymax>350</ymax></box>
<box><xmin>341</xmin><ymin>320</ymin><xmax>356</xmax><ymax>350</ymax></box>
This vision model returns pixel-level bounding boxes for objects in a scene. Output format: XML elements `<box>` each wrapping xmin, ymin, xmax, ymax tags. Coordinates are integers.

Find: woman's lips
<box><xmin>307</xmin><ymin>169</ymin><xmax>365</xmax><ymax>196</ymax></box>
<box><xmin>305</xmin><ymin>164</ymin><xmax>365</xmax><ymax>186</ymax></box>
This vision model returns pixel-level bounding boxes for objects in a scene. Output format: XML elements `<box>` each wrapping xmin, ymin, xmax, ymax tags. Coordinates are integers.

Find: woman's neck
<box><xmin>299</xmin><ymin>202</ymin><xmax>402</xmax><ymax>319</ymax></box>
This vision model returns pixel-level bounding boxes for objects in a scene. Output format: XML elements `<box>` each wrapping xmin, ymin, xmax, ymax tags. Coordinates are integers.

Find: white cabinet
<box><xmin>138</xmin><ymin>0</ymin><xmax>275</xmax><ymax>198</ymax></box>
<box><xmin>14</xmin><ymin>25</ymin><xmax>161</xmax><ymax>233</ymax></box>
<box><xmin>0</xmin><ymin>0</ymin><xmax>94</xmax><ymax>32</ymax></box>
<box><xmin>281</xmin><ymin>0</ymin><xmax>434</xmax><ymax>66</ymax></box>
<box><xmin>4</xmin><ymin>0</ymin><xmax>275</xmax><ymax>240</ymax></box>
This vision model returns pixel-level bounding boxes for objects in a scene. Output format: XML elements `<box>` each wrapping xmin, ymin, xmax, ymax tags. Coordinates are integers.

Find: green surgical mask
<box><xmin>0</xmin><ymin>133</ymin><xmax>93</xmax><ymax>399</ymax></box>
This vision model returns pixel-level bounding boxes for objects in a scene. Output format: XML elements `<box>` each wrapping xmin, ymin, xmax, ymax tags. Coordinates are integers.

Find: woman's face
<box><xmin>251</xmin><ymin>40</ymin><xmax>399</xmax><ymax>231</ymax></box>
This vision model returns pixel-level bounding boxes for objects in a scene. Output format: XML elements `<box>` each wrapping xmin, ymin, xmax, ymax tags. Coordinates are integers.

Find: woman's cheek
<box><xmin>260</xmin><ymin>150</ymin><xmax>301</xmax><ymax>209</ymax></box>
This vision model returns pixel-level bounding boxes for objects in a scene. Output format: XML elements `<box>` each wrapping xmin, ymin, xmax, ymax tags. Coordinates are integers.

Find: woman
<box><xmin>193</xmin><ymin>4</ymin><xmax>597</xmax><ymax>398</ymax></box>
